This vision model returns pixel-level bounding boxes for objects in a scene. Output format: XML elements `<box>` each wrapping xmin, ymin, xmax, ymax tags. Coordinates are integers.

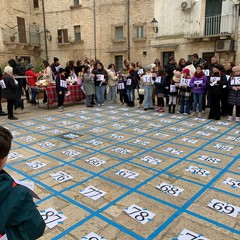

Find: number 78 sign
<box><xmin>124</xmin><ymin>204</ymin><xmax>155</xmax><ymax>224</ymax></box>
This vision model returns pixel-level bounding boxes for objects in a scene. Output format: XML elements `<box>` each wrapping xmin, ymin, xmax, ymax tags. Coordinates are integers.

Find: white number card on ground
<box><xmin>141</xmin><ymin>156</ymin><xmax>161</xmax><ymax>165</ymax></box>
<box><xmin>198</xmin><ymin>155</ymin><xmax>221</xmax><ymax>164</ymax></box>
<box><xmin>186</xmin><ymin>166</ymin><xmax>210</xmax><ymax>176</ymax></box>
<box><xmin>164</xmin><ymin>148</ymin><xmax>183</xmax><ymax>155</ymax></box>
<box><xmin>40</xmin><ymin>207</ymin><xmax>67</xmax><ymax>229</ymax></box>
<box><xmin>112</xmin><ymin>148</ymin><xmax>130</xmax><ymax>154</ymax></box>
<box><xmin>62</xmin><ymin>149</ymin><xmax>81</xmax><ymax>157</ymax></box>
<box><xmin>80</xmin><ymin>186</ymin><xmax>106</xmax><ymax>200</ymax></box>
<box><xmin>223</xmin><ymin>177</ymin><xmax>240</xmax><ymax>189</ymax></box>
<box><xmin>26</xmin><ymin>161</ymin><xmax>47</xmax><ymax>169</ymax></box>
<box><xmin>156</xmin><ymin>182</ymin><xmax>184</xmax><ymax>197</ymax></box>
<box><xmin>39</xmin><ymin>142</ymin><xmax>56</xmax><ymax>148</ymax></box>
<box><xmin>21</xmin><ymin>136</ymin><xmax>36</xmax><ymax>142</ymax></box>
<box><xmin>85</xmin><ymin>157</ymin><xmax>106</xmax><ymax>167</ymax></box>
<box><xmin>81</xmin><ymin>232</ymin><xmax>106</xmax><ymax>240</ymax></box>
<box><xmin>214</xmin><ymin>144</ymin><xmax>233</xmax><ymax>151</ymax></box>
<box><xmin>115</xmin><ymin>169</ymin><xmax>139</xmax><ymax>179</ymax></box>
<box><xmin>8</xmin><ymin>152</ymin><xmax>23</xmax><ymax>160</ymax></box>
<box><xmin>208</xmin><ymin>199</ymin><xmax>240</xmax><ymax>218</ymax></box>
<box><xmin>177</xmin><ymin>228</ymin><xmax>209</xmax><ymax>240</ymax></box>
<box><xmin>124</xmin><ymin>204</ymin><xmax>155</xmax><ymax>225</ymax></box>
<box><xmin>50</xmin><ymin>171</ymin><xmax>73</xmax><ymax>183</ymax></box>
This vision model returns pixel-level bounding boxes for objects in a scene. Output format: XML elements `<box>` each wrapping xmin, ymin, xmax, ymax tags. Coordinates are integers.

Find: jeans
<box><xmin>180</xmin><ymin>99</ymin><xmax>190</xmax><ymax>114</ymax></box>
<box><xmin>143</xmin><ymin>85</ymin><xmax>153</xmax><ymax>108</ymax></box>
<box><xmin>107</xmin><ymin>85</ymin><xmax>117</xmax><ymax>103</ymax></box>
<box><xmin>86</xmin><ymin>95</ymin><xmax>91</xmax><ymax>106</ymax></box>
<box><xmin>95</xmin><ymin>85</ymin><xmax>106</xmax><ymax>104</ymax></box>
<box><xmin>31</xmin><ymin>88</ymin><xmax>38</xmax><ymax>102</ymax></box>
<box><xmin>193</xmin><ymin>93</ymin><xmax>203</xmax><ymax>112</ymax></box>
<box><xmin>7</xmin><ymin>99</ymin><xmax>15</xmax><ymax>117</ymax></box>
<box><xmin>127</xmin><ymin>88</ymin><xmax>135</xmax><ymax>103</ymax></box>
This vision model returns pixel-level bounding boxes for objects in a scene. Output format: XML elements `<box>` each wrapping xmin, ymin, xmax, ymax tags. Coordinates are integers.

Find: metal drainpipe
<box><xmin>233</xmin><ymin>3</ymin><xmax>240</xmax><ymax>64</ymax></box>
<box><xmin>127</xmin><ymin>0</ymin><xmax>130</xmax><ymax>61</ymax></box>
<box><xmin>42</xmin><ymin>0</ymin><xmax>48</xmax><ymax>61</ymax></box>
<box><xmin>93</xmin><ymin>0</ymin><xmax>97</xmax><ymax>60</ymax></box>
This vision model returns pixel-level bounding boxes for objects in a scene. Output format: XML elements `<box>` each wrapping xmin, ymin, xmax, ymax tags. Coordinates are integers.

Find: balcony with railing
<box><xmin>184</xmin><ymin>14</ymin><xmax>233</xmax><ymax>38</ymax></box>
<box><xmin>2</xmin><ymin>28</ymin><xmax>41</xmax><ymax>46</ymax></box>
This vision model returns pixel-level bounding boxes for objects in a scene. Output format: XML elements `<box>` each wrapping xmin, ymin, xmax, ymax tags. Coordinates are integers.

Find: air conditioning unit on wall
<box><xmin>181</xmin><ymin>0</ymin><xmax>192</xmax><ymax>11</ymax></box>
<box><xmin>215</xmin><ymin>40</ymin><xmax>233</xmax><ymax>52</ymax></box>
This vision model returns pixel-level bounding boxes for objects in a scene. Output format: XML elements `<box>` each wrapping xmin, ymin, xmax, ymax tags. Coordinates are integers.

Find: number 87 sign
<box><xmin>124</xmin><ymin>204</ymin><xmax>155</xmax><ymax>224</ymax></box>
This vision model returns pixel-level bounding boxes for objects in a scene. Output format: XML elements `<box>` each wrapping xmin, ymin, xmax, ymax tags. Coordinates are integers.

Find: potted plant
<box><xmin>10</xmin><ymin>32</ymin><xmax>17</xmax><ymax>42</ymax></box>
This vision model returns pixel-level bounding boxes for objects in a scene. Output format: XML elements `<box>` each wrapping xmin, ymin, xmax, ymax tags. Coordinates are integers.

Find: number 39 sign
<box><xmin>208</xmin><ymin>199</ymin><xmax>240</xmax><ymax>218</ymax></box>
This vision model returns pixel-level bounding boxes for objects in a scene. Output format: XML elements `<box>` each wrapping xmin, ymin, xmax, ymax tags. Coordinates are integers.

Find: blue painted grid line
<box><xmin>3</xmin><ymin>108</ymin><xmax>240</xmax><ymax>239</ymax></box>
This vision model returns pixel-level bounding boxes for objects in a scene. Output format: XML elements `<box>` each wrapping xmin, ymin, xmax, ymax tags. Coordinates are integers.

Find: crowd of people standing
<box><xmin>0</xmin><ymin>53</ymin><xmax>240</xmax><ymax>122</ymax></box>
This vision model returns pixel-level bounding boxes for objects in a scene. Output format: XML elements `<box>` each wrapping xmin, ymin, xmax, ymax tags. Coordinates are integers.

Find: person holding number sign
<box><xmin>227</xmin><ymin>65</ymin><xmax>240</xmax><ymax>122</ymax></box>
<box><xmin>207</xmin><ymin>64</ymin><xmax>227</xmax><ymax>120</ymax></box>
<box><xmin>0</xmin><ymin>68</ymin><xmax>7</xmax><ymax>116</ymax></box>
<box><xmin>178</xmin><ymin>68</ymin><xmax>191</xmax><ymax>115</ymax></box>
<box><xmin>126</xmin><ymin>63</ymin><xmax>138</xmax><ymax>107</ymax></box>
<box><xmin>93</xmin><ymin>62</ymin><xmax>108</xmax><ymax>106</ymax></box>
<box><xmin>168</xmin><ymin>70</ymin><xmax>180</xmax><ymax>114</ymax></box>
<box><xmin>0</xmin><ymin>126</ymin><xmax>46</xmax><ymax>239</ymax></box>
<box><xmin>154</xmin><ymin>68</ymin><xmax>166</xmax><ymax>112</ymax></box>
<box><xmin>140</xmin><ymin>65</ymin><xmax>155</xmax><ymax>111</ymax></box>
<box><xmin>56</xmin><ymin>68</ymin><xmax>67</xmax><ymax>112</ymax></box>
<box><xmin>190</xmin><ymin>65</ymin><xmax>207</xmax><ymax>118</ymax></box>
<box><xmin>2</xmin><ymin>66</ymin><xmax>18</xmax><ymax>120</ymax></box>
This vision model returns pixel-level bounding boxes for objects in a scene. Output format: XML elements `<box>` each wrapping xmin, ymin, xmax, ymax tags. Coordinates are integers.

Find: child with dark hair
<box><xmin>178</xmin><ymin>68</ymin><xmax>192</xmax><ymax>115</ymax></box>
<box><xmin>0</xmin><ymin>126</ymin><xmax>46</xmax><ymax>239</ymax></box>
<box><xmin>154</xmin><ymin>68</ymin><xmax>166</xmax><ymax>112</ymax></box>
<box><xmin>56</xmin><ymin>68</ymin><xmax>67</xmax><ymax>112</ymax></box>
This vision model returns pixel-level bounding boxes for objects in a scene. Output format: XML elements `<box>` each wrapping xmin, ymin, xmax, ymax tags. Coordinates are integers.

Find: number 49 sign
<box><xmin>124</xmin><ymin>204</ymin><xmax>155</xmax><ymax>224</ymax></box>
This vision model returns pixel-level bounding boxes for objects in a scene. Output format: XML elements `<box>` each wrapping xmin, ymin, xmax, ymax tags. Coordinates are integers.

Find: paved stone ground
<box><xmin>0</xmin><ymin>101</ymin><xmax>239</xmax><ymax>240</ymax></box>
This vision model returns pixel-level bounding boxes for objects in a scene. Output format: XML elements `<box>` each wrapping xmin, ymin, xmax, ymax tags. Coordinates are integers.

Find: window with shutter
<box><xmin>33</xmin><ymin>0</ymin><xmax>39</xmax><ymax>8</ymax></box>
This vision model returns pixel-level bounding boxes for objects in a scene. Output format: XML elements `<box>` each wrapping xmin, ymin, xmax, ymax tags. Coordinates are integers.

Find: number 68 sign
<box><xmin>208</xmin><ymin>199</ymin><xmax>240</xmax><ymax>218</ymax></box>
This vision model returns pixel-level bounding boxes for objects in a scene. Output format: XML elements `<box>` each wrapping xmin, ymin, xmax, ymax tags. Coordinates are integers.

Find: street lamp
<box><xmin>151</xmin><ymin>18</ymin><xmax>158</xmax><ymax>33</ymax></box>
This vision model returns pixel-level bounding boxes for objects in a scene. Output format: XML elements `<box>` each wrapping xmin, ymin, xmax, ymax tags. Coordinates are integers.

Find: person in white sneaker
<box><xmin>56</xmin><ymin>68</ymin><xmax>67</xmax><ymax>112</ymax></box>
<box><xmin>227</xmin><ymin>66</ymin><xmax>240</xmax><ymax>122</ymax></box>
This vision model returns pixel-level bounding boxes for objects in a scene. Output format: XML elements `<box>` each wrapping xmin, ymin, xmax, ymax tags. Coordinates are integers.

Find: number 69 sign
<box><xmin>208</xmin><ymin>199</ymin><xmax>240</xmax><ymax>218</ymax></box>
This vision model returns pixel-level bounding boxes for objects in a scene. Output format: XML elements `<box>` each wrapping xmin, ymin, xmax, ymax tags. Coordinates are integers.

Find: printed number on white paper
<box><xmin>141</xmin><ymin>156</ymin><xmax>161</xmax><ymax>165</ymax></box>
<box><xmin>156</xmin><ymin>182</ymin><xmax>184</xmax><ymax>196</ymax></box>
<box><xmin>186</xmin><ymin>166</ymin><xmax>210</xmax><ymax>176</ymax></box>
<box><xmin>50</xmin><ymin>171</ymin><xmax>73</xmax><ymax>182</ymax></box>
<box><xmin>41</xmin><ymin>207</ymin><xmax>67</xmax><ymax>229</ymax></box>
<box><xmin>26</xmin><ymin>161</ymin><xmax>46</xmax><ymax>169</ymax></box>
<box><xmin>115</xmin><ymin>169</ymin><xmax>139</xmax><ymax>179</ymax></box>
<box><xmin>198</xmin><ymin>155</ymin><xmax>221</xmax><ymax>164</ymax></box>
<box><xmin>8</xmin><ymin>152</ymin><xmax>23</xmax><ymax>160</ymax></box>
<box><xmin>177</xmin><ymin>228</ymin><xmax>209</xmax><ymax>240</ymax></box>
<box><xmin>62</xmin><ymin>149</ymin><xmax>81</xmax><ymax>157</ymax></box>
<box><xmin>85</xmin><ymin>157</ymin><xmax>106</xmax><ymax>167</ymax></box>
<box><xmin>208</xmin><ymin>199</ymin><xmax>240</xmax><ymax>218</ymax></box>
<box><xmin>81</xmin><ymin>232</ymin><xmax>106</xmax><ymax>240</ymax></box>
<box><xmin>125</xmin><ymin>204</ymin><xmax>155</xmax><ymax>224</ymax></box>
<box><xmin>223</xmin><ymin>177</ymin><xmax>240</xmax><ymax>189</ymax></box>
<box><xmin>80</xmin><ymin>186</ymin><xmax>106</xmax><ymax>200</ymax></box>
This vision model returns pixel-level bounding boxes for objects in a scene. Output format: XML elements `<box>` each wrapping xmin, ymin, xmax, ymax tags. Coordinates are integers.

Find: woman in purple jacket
<box><xmin>190</xmin><ymin>65</ymin><xmax>207</xmax><ymax>118</ymax></box>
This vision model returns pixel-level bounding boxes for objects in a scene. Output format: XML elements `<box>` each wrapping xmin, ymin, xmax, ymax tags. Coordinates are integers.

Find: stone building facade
<box><xmin>0</xmin><ymin>0</ymin><xmax>240</xmax><ymax>69</ymax></box>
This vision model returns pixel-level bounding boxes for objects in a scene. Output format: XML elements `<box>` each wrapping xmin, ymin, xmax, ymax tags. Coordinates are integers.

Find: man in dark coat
<box><xmin>0</xmin><ymin>68</ymin><xmax>7</xmax><ymax>116</ymax></box>
<box><xmin>2</xmin><ymin>66</ymin><xmax>18</xmax><ymax>120</ymax></box>
<box><xmin>0</xmin><ymin>126</ymin><xmax>46</xmax><ymax>239</ymax></box>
